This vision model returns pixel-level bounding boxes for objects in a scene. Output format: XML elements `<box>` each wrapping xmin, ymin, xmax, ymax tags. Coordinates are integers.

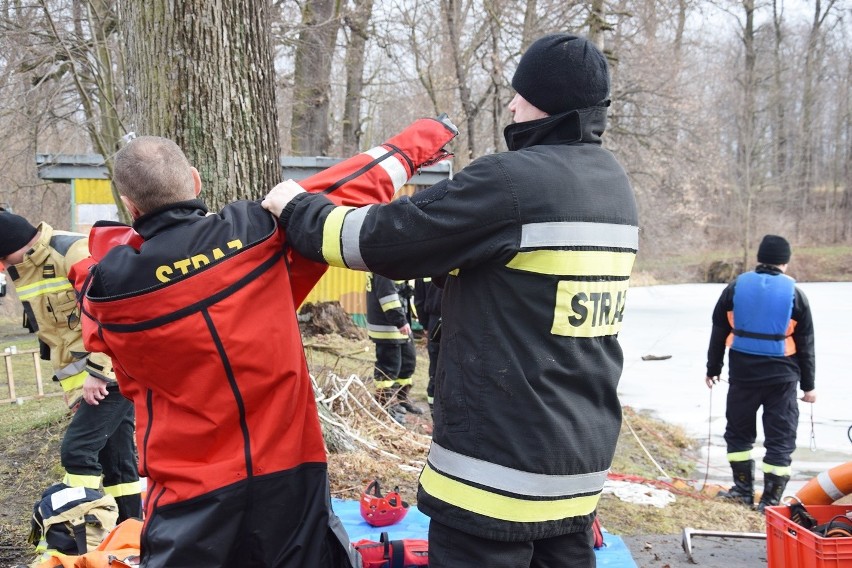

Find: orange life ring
<box><xmin>795</xmin><ymin>461</ymin><xmax>852</xmax><ymax>505</ymax></box>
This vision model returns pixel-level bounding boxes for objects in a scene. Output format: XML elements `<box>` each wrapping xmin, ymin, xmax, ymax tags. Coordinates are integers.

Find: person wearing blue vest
<box><xmin>705</xmin><ymin>234</ymin><xmax>816</xmax><ymax>512</ymax></box>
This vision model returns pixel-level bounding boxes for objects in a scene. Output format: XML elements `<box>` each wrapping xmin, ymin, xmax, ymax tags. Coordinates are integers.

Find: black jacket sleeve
<box><xmin>706</xmin><ymin>283</ymin><xmax>735</xmax><ymax>377</ymax></box>
<box><xmin>791</xmin><ymin>287</ymin><xmax>816</xmax><ymax>391</ymax></box>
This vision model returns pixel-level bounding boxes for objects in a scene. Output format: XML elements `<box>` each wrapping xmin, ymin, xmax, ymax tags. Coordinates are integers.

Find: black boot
<box><xmin>397</xmin><ymin>384</ymin><xmax>423</xmax><ymax>415</ymax></box>
<box><xmin>757</xmin><ymin>472</ymin><xmax>790</xmax><ymax>513</ymax></box>
<box><xmin>716</xmin><ymin>460</ymin><xmax>755</xmax><ymax>507</ymax></box>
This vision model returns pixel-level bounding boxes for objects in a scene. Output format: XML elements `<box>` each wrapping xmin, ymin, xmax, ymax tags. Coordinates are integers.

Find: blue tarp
<box><xmin>332</xmin><ymin>498</ymin><xmax>637</xmax><ymax>567</ymax></box>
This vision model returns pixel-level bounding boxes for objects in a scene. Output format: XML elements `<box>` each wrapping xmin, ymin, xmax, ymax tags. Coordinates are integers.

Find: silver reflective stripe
<box><xmin>520</xmin><ymin>222</ymin><xmax>639</xmax><ymax>250</ymax></box>
<box><xmin>379</xmin><ymin>293</ymin><xmax>400</xmax><ymax>303</ymax></box>
<box><xmin>340</xmin><ymin>205</ymin><xmax>372</xmax><ymax>270</ymax></box>
<box><xmin>818</xmin><ymin>471</ymin><xmax>844</xmax><ymax>501</ymax></box>
<box><xmin>364</xmin><ymin>147</ymin><xmax>408</xmax><ymax>191</ymax></box>
<box><xmin>427</xmin><ymin>442</ymin><xmax>608</xmax><ymax>498</ymax></box>
<box><xmin>368</xmin><ymin>323</ymin><xmax>402</xmax><ymax>333</ymax></box>
<box><xmin>54</xmin><ymin>358</ymin><xmax>88</xmax><ymax>380</ymax></box>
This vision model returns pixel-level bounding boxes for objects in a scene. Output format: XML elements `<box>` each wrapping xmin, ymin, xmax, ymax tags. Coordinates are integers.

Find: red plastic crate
<box><xmin>766</xmin><ymin>504</ymin><xmax>852</xmax><ymax>567</ymax></box>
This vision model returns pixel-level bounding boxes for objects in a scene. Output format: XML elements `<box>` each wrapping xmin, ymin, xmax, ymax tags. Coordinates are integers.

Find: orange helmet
<box><xmin>360</xmin><ymin>480</ymin><xmax>409</xmax><ymax>527</ymax></box>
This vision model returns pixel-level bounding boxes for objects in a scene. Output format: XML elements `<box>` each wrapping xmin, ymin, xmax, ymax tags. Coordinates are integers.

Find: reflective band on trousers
<box><xmin>64</xmin><ymin>472</ymin><xmax>102</xmax><ymax>489</ymax></box>
<box><xmin>104</xmin><ymin>479</ymin><xmax>143</xmax><ymax>498</ymax></box>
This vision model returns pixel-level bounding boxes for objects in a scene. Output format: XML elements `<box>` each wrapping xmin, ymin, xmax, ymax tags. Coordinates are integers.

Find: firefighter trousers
<box><xmin>60</xmin><ymin>385</ymin><xmax>141</xmax><ymax>521</ymax></box>
<box><xmin>724</xmin><ymin>381</ymin><xmax>799</xmax><ymax>467</ymax></box>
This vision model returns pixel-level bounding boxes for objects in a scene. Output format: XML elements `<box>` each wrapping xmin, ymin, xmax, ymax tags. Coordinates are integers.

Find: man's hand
<box><xmin>261</xmin><ymin>179</ymin><xmax>307</xmax><ymax>218</ymax></box>
<box><xmin>82</xmin><ymin>374</ymin><xmax>109</xmax><ymax>406</ymax></box>
<box><xmin>399</xmin><ymin>323</ymin><xmax>412</xmax><ymax>337</ymax></box>
<box><xmin>705</xmin><ymin>375</ymin><xmax>719</xmax><ymax>389</ymax></box>
<box><xmin>801</xmin><ymin>390</ymin><xmax>816</xmax><ymax>403</ymax></box>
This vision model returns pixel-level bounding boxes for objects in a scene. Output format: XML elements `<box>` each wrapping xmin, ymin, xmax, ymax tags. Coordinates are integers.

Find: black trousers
<box><xmin>724</xmin><ymin>381</ymin><xmax>799</xmax><ymax>467</ymax></box>
<box><xmin>374</xmin><ymin>339</ymin><xmax>417</xmax><ymax>386</ymax></box>
<box><xmin>428</xmin><ymin>519</ymin><xmax>596</xmax><ymax>568</ymax></box>
<box><xmin>141</xmin><ymin>465</ymin><xmax>354</xmax><ymax>568</ymax></box>
<box><xmin>60</xmin><ymin>386</ymin><xmax>141</xmax><ymax>521</ymax></box>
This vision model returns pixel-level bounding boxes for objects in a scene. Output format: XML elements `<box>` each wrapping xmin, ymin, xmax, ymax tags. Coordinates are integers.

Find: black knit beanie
<box><xmin>757</xmin><ymin>235</ymin><xmax>792</xmax><ymax>265</ymax></box>
<box><xmin>0</xmin><ymin>209</ymin><xmax>38</xmax><ymax>258</ymax></box>
<box><xmin>511</xmin><ymin>34</ymin><xmax>610</xmax><ymax>115</ymax></box>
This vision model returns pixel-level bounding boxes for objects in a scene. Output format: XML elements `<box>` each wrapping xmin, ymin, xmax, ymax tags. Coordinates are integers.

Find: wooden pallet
<box><xmin>1</xmin><ymin>347</ymin><xmax>62</xmax><ymax>404</ymax></box>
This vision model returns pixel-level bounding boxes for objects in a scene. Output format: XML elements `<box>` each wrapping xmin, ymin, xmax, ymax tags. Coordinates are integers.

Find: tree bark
<box><xmin>120</xmin><ymin>0</ymin><xmax>281</xmax><ymax>208</ymax></box>
<box><xmin>291</xmin><ymin>0</ymin><xmax>341</xmax><ymax>156</ymax></box>
<box><xmin>341</xmin><ymin>0</ymin><xmax>374</xmax><ymax>156</ymax></box>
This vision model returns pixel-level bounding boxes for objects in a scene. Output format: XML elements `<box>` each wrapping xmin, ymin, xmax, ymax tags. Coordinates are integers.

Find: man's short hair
<box><xmin>113</xmin><ymin>136</ymin><xmax>196</xmax><ymax>214</ymax></box>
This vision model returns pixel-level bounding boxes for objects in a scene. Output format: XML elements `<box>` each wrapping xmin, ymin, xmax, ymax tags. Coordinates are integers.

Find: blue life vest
<box><xmin>731</xmin><ymin>271</ymin><xmax>795</xmax><ymax>356</ymax></box>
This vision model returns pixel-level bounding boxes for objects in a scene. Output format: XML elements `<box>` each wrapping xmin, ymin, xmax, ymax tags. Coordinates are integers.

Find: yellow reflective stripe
<box><xmin>762</xmin><ymin>463</ymin><xmax>792</xmax><ymax>476</ymax></box>
<box><xmin>374</xmin><ymin>379</ymin><xmax>396</xmax><ymax>389</ymax></box>
<box><xmin>63</xmin><ymin>472</ymin><xmax>102</xmax><ymax>489</ymax></box>
<box><xmin>59</xmin><ymin>370</ymin><xmax>87</xmax><ymax>393</ymax></box>
<box><xmin>396</xmin><ymin>377</ymin><xmax>413</xmax><ymax>386</ymax></box>
<box><xmin>381</xmin><ymin>299</ymin><xmax>402</xmax><ymax>311</ymax></box>
<box><xmin>16</xmin><ymin>277</ymin><xmax>73</xmax><ymax>300</ymax></box>
<box><xmin>506</xmin><ymin>250</ymin><xmax>635</xmax><ymax>277</ymax></box>
<box><xmin>419</xmin><ymin>464</ymin><xmax>600</xmax><ymax>523</ymax></box>
<box><xmin>448</xmin><ymin>269</ymin><xmax>459</xmax><ymax>276</ymax></box>
<box><xmin>321</xmin><ymin>206</ymin><xmax>355</xmax><ymax>268</ymax></box>
<box><xmin>104</xmin><ymin>480</ymin><xmax>142</xmax><ymax>498</ymax></box>
<box><xmin>368</xmin><ymin>330</ymin><xmax>409</xmax><ymax>340</ymax></box>
<box><xmin>727</xmin><ymin>451</ymin><xmax>752</xmax><ymax>462</ymax></box>
<box><xmin>427</xmin><ymin>395</ymin><xmax>434</xmax><ymax>404</ymax></box>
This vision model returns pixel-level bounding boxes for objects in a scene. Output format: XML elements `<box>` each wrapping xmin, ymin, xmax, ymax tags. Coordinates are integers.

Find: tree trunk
<box><xmin>291</xmin><ymin>0</ymin><xmax>341</xmax><ymax>156</ymax></box>
<box><xmin>341</xmin><ymin>0</ymin><xmax>374</xmax><ymax>156</ymax></box>
<box><xmin>120</xmin><ymin>0</ymin><xmax>281</xmax><ymax>208</ymax></box>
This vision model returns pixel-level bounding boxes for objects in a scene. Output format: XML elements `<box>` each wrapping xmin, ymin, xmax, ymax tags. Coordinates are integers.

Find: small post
<box><xmin>33</xmin><ymin>351</ymin><xmax>44</xmax><ymax>396</ymax></box>
<box><xmin>4</xmin><ymin>353</ymin><xmax>15</xmax><ymax>401</ymax></box>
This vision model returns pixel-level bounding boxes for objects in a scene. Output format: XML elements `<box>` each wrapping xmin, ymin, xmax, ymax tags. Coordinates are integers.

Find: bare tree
<box><xmin>119</xmin><ymin>0</ymin><xmax>281</xmax><ymax>208</ymax></box>
<box><xmin>291</xmin><ymin>0</ymin><xmax>342</xmax><ymax>156</ymax></box>
<box><xmin>341</xmin><ymin>0</ymin><xmax>374</xmax><ymax>155</ymax></box>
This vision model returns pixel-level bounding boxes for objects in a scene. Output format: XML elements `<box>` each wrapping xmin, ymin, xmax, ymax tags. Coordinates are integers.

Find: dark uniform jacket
<box><xmin>366</xmin><ymin>273</ymin><xmax>410</xmax><ymax>343</ymax></box>
<box><xmin>278</xmin><ymin>106</ymin><xmax>639</xmax><ymax>541</ymax></box>
<box><xmin>706</xmin><ymin>264</ymin><xmax>815</xmax><ymax>391</ymax></box>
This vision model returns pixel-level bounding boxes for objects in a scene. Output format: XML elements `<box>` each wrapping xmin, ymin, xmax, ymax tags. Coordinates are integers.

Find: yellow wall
<box><xmin>301</xmin><ymin>266</ymin><xmax>367</xmax><ymax>314</ymax></box>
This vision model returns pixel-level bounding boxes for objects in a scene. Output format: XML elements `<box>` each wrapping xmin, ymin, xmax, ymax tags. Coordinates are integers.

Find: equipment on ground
<box><xmin>681</xmin><ymin>527</ymin><xmax>766</xmax><ymax>563</ymax></box>
<box><xmin>360</xmin><ymin>480</ymin><xmax>409</xmax><ymax>527</ymax></box>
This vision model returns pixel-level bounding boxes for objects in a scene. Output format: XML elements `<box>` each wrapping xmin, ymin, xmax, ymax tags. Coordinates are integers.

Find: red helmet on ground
<box><xmin>360</xmin><ymin>480</ymin><xmax>409</xmax><ymax>527</ymax></box>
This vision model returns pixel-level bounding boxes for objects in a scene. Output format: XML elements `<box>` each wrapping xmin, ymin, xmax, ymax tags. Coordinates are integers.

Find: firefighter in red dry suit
<box><xmin>72</xmin><ymin>117</ymin><xmax>457</xmax><ymax>568</ymax></box>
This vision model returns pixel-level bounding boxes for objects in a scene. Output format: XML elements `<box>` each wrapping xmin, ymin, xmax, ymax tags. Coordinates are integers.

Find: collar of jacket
<box><xmin>503</xmin><ymin>105</ymin><xmax>608</xmax><ymax>151</ymax></box>
<box><xmin>132</xmin><ymin>199</ymin><xmax>209</xmax><ymax>240</ymax></box>
<box><xmin>755</xmin><ymin>264</ymin><xmax>784</xmax><ymax>275</ymax></box>
<box><xmin>11</xmin><ymin>222</ymin><xmax>53</xmax><ymax>280</ymax></box>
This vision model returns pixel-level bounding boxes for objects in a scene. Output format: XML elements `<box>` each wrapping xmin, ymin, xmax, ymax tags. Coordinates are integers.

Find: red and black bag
<box><xmin>354</xmin><ymin>532</ymin><xmax>428</xmax><ymax>568</ymax></box>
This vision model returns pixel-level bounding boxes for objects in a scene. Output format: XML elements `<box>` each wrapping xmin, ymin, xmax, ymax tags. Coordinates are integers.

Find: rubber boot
<box><xmin>716</xmin><ymin>460</ymin><xmax>755</xmax><ymax>507</ymax></box>
<box><xmin>397</xmin><ymin>384</ymin><xmax>423</xmax><ymax>415</ymax></box>
<box><xmin>757</xmin><ymin>472</ymin><xmax>790</xmax><ymax>513</ymax></box>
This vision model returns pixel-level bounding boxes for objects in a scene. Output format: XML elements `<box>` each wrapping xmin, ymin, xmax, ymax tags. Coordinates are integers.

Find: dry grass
<box><xmin>0</xmin><ymin>324</ymin><xmax>767</xmax><ymax>565</ymax></box>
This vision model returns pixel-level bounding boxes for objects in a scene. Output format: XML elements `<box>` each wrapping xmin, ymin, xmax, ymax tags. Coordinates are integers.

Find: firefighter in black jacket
<box><xmin>264</xmin><ymin>34</ymin><xmax>638</xmax><ymax>567</ymax></box>
<box><xmin>706</xmin><ymin>235</ymin><xmax>816</xmax><ymax>512</ymax></box>
<box><xmin>413</xmin><ymin>277</ymin><xmax>442</xmax><ymax>415</ymax></box>
<box><xmin>367</xmin><ymin>273</ymin><xmax>422</xmax><ymax>422</ymax></box>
